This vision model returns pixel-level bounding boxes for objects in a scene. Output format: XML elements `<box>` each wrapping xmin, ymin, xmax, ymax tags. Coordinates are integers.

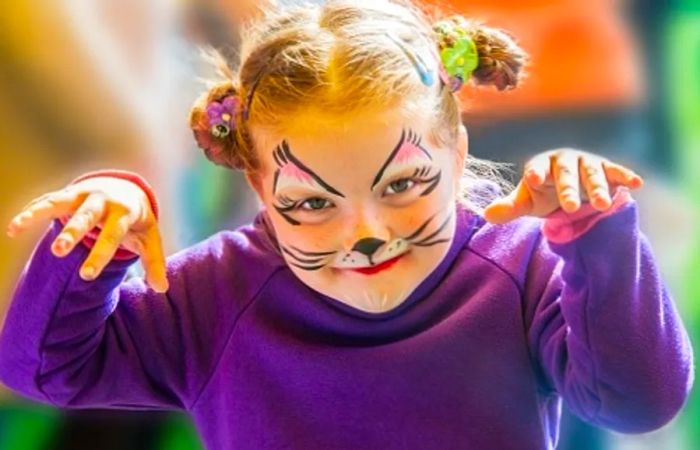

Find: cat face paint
<box><xmin>371</xmin><ymin>129</ymin><xmax>441</xmax><ymax>197</ymax></box>
<box><xmin>272</xmin><ymin>141</ymin><xmax>345</xmax><ymax>225</ymax></box>
<box><xmin>252</xmin><ymin>112</ymin><xmax>462</xmax><ymax>313</ymax></box>
<box><xmin>279</xmin><ymin>209</ymin><xmax>453</xmax><ymax>274</ymax></box>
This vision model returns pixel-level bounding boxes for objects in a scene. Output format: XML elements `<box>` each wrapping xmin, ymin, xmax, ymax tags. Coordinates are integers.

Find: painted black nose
<box><xmin>351</xmin><ymin>238</ymin><xmax>386</xmax><ymax>256</ymax></box>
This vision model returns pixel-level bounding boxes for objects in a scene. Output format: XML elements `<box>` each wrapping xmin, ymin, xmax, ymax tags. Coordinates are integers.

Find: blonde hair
<box><xmin>190</xmin><ymin>0</ymin><xmax>528</xmax><ymax>211</ymax></box>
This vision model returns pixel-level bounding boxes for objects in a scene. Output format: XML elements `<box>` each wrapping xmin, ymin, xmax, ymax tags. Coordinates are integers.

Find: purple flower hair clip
<box><xmin>207</xmin><ymin>96</ymin><xmax>240</xmax><ymax>138</ymax></box>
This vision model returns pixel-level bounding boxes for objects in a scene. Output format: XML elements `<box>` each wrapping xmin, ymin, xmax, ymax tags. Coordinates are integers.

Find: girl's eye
<box><xmin>384</xmin><ymin>178</ymin><xmax>416</xmax><ymax>196</ymax></box>
<box><xmin>300</xmin><ymin>197</ymin><xmax>333</xmax><ymax>211</ymax></box>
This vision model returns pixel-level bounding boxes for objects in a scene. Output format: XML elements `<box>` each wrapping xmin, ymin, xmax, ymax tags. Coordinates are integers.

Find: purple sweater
<box><xmin>0</xmin><ymin>202</ymin><xmax>693</xmax><ymax>449</ymax></box>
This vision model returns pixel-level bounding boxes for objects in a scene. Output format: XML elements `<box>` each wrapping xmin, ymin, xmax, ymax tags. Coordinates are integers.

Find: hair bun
<box><xmin>435</xmin><ymin>16</ymin><xmax>528</xmax><ymax>91</ymax></box>
<box><xmin>470</xmin><ymin>25</ymin><xmax>527</xmax><ymax>91</ymax></box>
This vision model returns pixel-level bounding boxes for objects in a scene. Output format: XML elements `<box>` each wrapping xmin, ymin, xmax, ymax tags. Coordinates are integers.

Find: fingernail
<box><xmin>150</xmin><ymin>281</ymin><xmax>165</xmax><ymax>293</ymax></box>
<box><xmin>53</xmin><ymin>240</ymin><xmax>66</xmax><ymax>254</ymax></box>
<box><xmin>563</xmin><ymin>199</ymin><xmax>580</xmax><ymax>212</ymax></box>
<box><xmin>81</xmin><ymin>266</ymin><xmax>95</xmax><ymax>280</ymax></box>
<box><xmin>593</xmin><ymin>196</ymin><xmax>611</xmax><ymax>210</ymax></box>
<box><xmin>526</xmin><ymin>170</ymin><xmax>541</xmax><ymax>184</ymax></box>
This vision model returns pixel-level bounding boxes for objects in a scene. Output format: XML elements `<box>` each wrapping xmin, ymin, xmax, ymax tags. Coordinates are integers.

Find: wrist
<box><xmin>542</xmin><ymin>187</ymin><xmax>633</xmax><ymax>244</ymax></box>
<box><xmin>71</xmin><ymin>169</ymin><xmax>159</xmax><ymax>219</ymax></box>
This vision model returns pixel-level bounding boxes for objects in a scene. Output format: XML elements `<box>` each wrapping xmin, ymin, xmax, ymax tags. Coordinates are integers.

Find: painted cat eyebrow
<box><xmin>272</xmin><ymin>141</ymin><xmax>345</xmax><ymax>197</ymax></box>
<box><xmin>371</xmin><ymin>129</ymin><xmax>432</xmax><ymax>190</ymax></box>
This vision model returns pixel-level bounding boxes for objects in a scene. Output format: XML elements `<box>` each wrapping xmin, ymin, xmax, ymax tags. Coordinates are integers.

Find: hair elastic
<box><xmin>206</xmin><ymin>95</ymin><xmax>240</xmax><ymax>138</ymax></box>
<box><xmin>434</xmin><ymin>22</ymin><xmax>479</xmax><ymax>92</ymax></box>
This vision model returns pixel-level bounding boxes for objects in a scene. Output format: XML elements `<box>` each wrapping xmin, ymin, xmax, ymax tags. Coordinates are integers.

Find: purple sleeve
<box><xmin>0</xmin><ymin>219</ymin><xmax>257</xmax><ymax>411</ymax></box>
<box><xmin>524</xmin><ymin>201</ymin><xmax>694</xmax><ymax>433</ymax></box>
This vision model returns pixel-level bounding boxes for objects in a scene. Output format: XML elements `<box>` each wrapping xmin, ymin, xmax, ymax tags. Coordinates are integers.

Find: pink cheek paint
<box><xmin>350</xmin><ymin>253</ymin><xmax>405</xmax><ymax>275</ymax></box>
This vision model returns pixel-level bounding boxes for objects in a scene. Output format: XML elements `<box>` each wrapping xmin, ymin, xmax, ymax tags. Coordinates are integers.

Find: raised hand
<box><xmin>484</xmin><ymin>149</ymin><xmax>644</xmax><ymax>224</ymax></box>
<box><xmin>6</xmin><ymin>177</ymin><xmax>169</xmax><ymax>292</ymax></box>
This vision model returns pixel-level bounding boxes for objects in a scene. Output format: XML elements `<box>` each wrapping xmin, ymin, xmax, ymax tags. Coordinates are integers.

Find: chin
<box><xmin>337</xmin><ymin>287</ymin><xmax>411</xmax><ymax>313</ymax></box>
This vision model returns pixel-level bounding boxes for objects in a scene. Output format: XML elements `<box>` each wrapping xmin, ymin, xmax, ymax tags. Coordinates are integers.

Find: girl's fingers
<box><xmin>7</xmin><ymin>189</ymin><xmax>82</xmax><ymax>237</ymax></box>
<box><xmin>80</xmin><ymin>209</ymin><xmax>132</xmax><ymax>281</ymax></box>
<box><xmin>602</xmin><ymin>161</ymin><xmax>644</xmax><ymax>189</ymax></box>
<box><xmin>552</xmin><ymin>152</ymin><xmax>581</xmax><ymax>212</ymax></box>
<box><xmin>579</xmin><ymin>157</ymin><xmax>612</xmax><ymax>211</ymax></box>
<box><xmin>17</xmin><ymin>186</ymin><xmax>79</xmax><ymax>212</ymax></box>
<box><xmin>523</xmin><ymin>152</ymin><xmax>551</xmax><ymax>187</ymax></box>
<box><xmin>139</xmin><ymin>224</ymin><xmax>169</xmax><ymax>293</ymax></box>
<box><xmin>18</xmin><ymin>192</ymin><xmax>55</xmax><ymax>213</ymax></box>
<box><xmin>483</xmin><ymin>180</ymin><xmax>533</xmax><ymax>224</ymax></box>
<box><xmin>51</xmin><ymin>193</ymin><xmax>107</xmax><ymax>257</ymax></box>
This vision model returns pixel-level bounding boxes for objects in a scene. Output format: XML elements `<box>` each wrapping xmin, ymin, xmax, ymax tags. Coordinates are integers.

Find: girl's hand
<box><xmin>6</xmin><ymin>177</ymin><xmax>169</xmax><ymax>293</ymax></box>
<box><xmin>484</xmin><ymin>149</ymin><xmax>644</xmax><ymax>224</ymax></box>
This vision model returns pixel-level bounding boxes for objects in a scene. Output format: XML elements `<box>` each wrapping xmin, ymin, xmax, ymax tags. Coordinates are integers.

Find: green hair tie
<box><xmin>435</xmin><ymin>23</ymin><xmax>479</xmax><ymax>91</ymax></box>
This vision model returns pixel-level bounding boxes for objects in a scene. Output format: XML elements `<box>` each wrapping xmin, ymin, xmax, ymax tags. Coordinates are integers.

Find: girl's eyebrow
<box><xmin>371</xmin><ymin>129</ymin><xmax>432</xmax><ymax>191</ymax></box>
<box><xmin>272</xmin><ymin>140</ymin><xmax>345</xmax><ymax>197</ymax></box>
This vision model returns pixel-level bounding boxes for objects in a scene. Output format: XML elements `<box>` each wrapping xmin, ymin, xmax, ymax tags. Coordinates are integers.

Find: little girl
<box><xmin>0</xmin><ymin>1</ymin><xmax>693</xmax><ymax>449</ymax></box>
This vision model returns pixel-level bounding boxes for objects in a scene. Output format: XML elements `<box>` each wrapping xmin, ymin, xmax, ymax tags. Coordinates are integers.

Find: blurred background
<box><xmin>0</xmin><ymin>0</ymin><xmax>698</xmax><ymax>449</ymax></box>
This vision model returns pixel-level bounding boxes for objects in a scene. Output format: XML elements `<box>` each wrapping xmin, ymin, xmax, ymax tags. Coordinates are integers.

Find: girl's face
<box><xmin>248</xmin><ymin>111</ymin><xmax>468</xmax><ymax>313</ymax></box>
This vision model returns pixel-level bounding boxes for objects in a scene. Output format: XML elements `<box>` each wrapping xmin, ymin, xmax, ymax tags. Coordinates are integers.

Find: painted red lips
<box><xmin>350</xmin><ymin>254</ymin><xmax>405</xmax><ymax>275</ymax></box>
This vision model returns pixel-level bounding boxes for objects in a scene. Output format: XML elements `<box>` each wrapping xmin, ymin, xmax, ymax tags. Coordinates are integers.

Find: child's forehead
<box><xmin>270</xmin><ymin>104</ymin><xmax>433</xmax><ymax>135</ymax></box>
<box><xmin>253</xmin><ymin>109</ymin><xmax>438</xmax><ymax>168</ymax></box>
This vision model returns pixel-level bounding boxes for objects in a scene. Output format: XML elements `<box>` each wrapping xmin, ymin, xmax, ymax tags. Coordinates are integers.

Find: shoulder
<box><xmin>463</xmin><ymin>213</ymin><xmax>555</xmax><ymax>293</ymax></box>
<box><xmin>456</xmin><ymin>179</ymin><xmax>559</xmax><ymax>290</ymax></box>
<box><xmin>165</xmin><ymin>212</ymin><xmax>287</xmax><ymax>299</ymax></box>
<box><xmin>459</xmin><ymin>179</ymin><xmax>547</xmax><ymax>268</ymax></box>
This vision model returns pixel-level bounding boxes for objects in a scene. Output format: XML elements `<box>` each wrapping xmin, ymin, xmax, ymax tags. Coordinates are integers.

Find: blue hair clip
<box><xmin>385</xmin><ymin>33</ymin><xmax>435</xmax><ymax>87</ymax></box>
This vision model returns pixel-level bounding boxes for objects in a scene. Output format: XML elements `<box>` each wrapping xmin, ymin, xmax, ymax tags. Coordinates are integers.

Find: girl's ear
<box><xmin>244</xmin><ymin>170</ymin><xmax>265</xmax><ymax>202</ymax></box>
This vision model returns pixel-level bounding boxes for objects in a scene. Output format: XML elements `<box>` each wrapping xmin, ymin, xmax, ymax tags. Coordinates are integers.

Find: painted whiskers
<box><xmin>281</xmin><ymin>246</ymin><xmax>335</xmax><ymax>272</ymax></box>
<box><xmin>280</xmin><ymin>211</ymin><xmax>453</xmax><ymax>272</ymax></box>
